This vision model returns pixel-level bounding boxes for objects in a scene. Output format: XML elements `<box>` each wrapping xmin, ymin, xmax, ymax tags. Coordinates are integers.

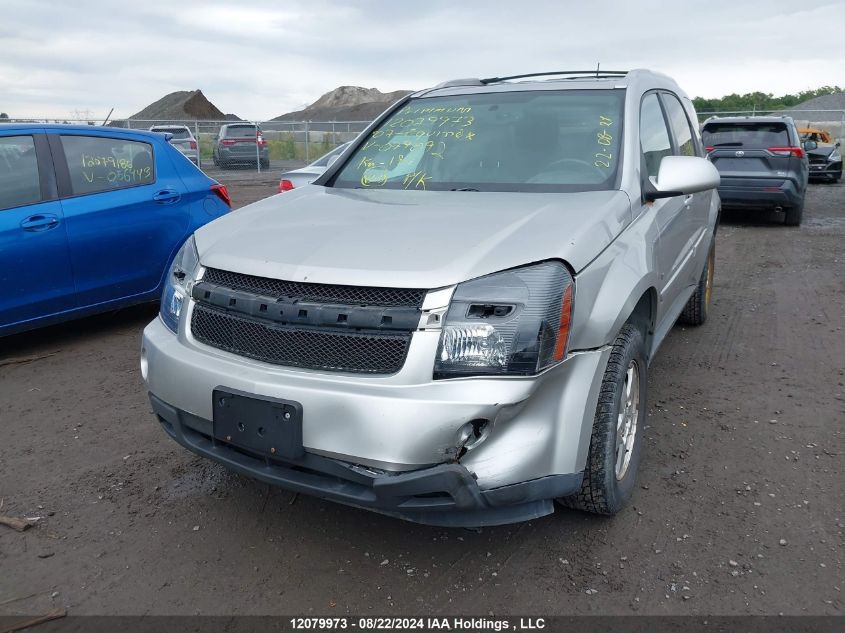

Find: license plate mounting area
<box><xmin>212</xmin><ymin>389</ymin><xmax>303</xmax><ymax>460</ymax></box>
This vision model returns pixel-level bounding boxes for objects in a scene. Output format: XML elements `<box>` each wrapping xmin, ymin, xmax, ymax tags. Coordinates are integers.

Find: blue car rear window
<box><xmin>61</xmin><ymin>136</ymin><xmax>156</xmax><ymax>196</ymax></box>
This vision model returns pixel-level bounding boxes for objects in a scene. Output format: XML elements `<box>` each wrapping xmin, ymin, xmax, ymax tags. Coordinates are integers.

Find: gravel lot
<box><xmin>0</xmin><ymin>175</ymin><xmax>843</xmax><ymax>617</ymax></box>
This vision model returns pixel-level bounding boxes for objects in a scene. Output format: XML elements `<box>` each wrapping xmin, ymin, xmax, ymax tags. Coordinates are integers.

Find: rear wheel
<box><xmin>784</xmin><ymin>200</ymin><xmax>804</xmax><ymax>226</ymax></box>
<box><xmin>559</xmin><ymin>324</ymin><xmax>646</xmax><ymax>515</ymax></box>
<box><xmin>678</xmin><ymin>241</ymin><xmax>715</xmax><ymax>326</ymax></box>
<box><xmin>260</xmin><ymin>158</ymin><xmax>270</xmax><ymax>169</ymax></box>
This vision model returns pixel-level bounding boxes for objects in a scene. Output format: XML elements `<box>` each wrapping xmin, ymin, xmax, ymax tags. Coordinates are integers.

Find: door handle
<box><xmin>21</xmin><ymin>214</ymin><xmax>60</xmax><ymax>232</ymax></box>
<box><xmin>153</xmin><ymin>189</ymin><xmax>181</xmax><ymax>204</ymax></box>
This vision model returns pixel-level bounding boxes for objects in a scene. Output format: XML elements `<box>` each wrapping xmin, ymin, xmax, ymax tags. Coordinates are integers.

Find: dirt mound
<box><xmin>781</xmin><ymin>92</ymin><xmax>845</xmax><ymax>125</ymax></box>
<box><xmin>273</xmin><ymin>86</ymin><xmax>413</xmax><ymax>121</ymax></box>
<box><xmin>130</xmin><ymin>90</ymin><xmax>227</xmax><ymax>121</ymax></box>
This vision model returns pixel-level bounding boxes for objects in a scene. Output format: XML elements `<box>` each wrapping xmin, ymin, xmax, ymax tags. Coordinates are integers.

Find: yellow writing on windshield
<box><xmin>397</xmin><ymin>105</ymin><xmax>473</xmax><ymax>115</ymax></box>
<box><xmin>352</xmin><ymin>103</ymin><xmax>478</xmax><ymax>188</ymax></box>
<box><xmin>594</xmin><ymin>115</ymin><xmax>616</xmax><ymax>169</ymax></box>
<box><xmin>360</xmin><ymin>169</ymin><xmax>388</xmax><ymax>187</ymax></box>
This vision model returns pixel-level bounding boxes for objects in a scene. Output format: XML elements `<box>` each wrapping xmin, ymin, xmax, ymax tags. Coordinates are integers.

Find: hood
<box><xmin>195</xmin><ymin>186</ymin><xmax>632</xmax><ymax>289</ymax></box>
<box><xmin>807</xmin><ymin>144</ymin><xmax>838</xmax><ymax>159</ymax></box>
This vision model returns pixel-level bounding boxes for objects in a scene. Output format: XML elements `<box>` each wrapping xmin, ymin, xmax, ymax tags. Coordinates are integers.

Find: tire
<box><xmin>260</xmin><ymin>158</ymin><xmax>270</xmax><ymax>169</ymax></box>
<box><xmin>212</xmin><ymin>153</ymin><xmax>219</xmax><ymax>167</ymax></box>
<box><xmin>678</xmin><ymin>240</ymin><xmax>715</xmax><ymax>326</ymax></box>
<box><xmin>784</xmin><ymin>200</ymin><xmax>804</xmax><ymax>226</ymax></box>
<box><xmin>559</xmin><ymin>324</ymin><xmax>647</xmax><ymax>515</ymax></box>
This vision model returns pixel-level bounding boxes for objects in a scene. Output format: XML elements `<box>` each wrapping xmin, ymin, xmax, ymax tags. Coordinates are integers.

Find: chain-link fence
<box><xmin>4</xmin><ymin>108</ymin><xmax>842</xmax><ymax>173</ymax></box>
<box><xmin>4</xmin><ymin>117</ymin><xmax>370</xmax><ymax>170</ymax></box>
<box><xmin>123</xmin><ymin>119</ymin><xmax>371</xmax><ymax>171</ymax></box>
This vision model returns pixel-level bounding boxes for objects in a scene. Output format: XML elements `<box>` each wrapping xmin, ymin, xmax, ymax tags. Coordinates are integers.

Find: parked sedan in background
<box><xmin>278</xmin><ymin>142</ymin><xmax>351</xmax><ymax>192</ymax></box>
<box><xmin>702</xmin><ymin>115</ymin><xmax>808</xmax><ymax>225</ymax></box>
<box><xmin>149</xmin><ymin>125</ymin><xmax>199</xmax><ymax>165</ymax></box>
<box><xmin>0</xmin><ymin>124</ymin><xmax>231</xmax><ymax>337</ymax></box>
<box><xmin>213</xmin><ymin>123</ymin><xmax>269</xmax><ymax>169</ymax></box>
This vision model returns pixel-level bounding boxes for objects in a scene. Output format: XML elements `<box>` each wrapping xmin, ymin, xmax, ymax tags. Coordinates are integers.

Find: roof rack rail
<box><xmin>432</xmin><ymin>78</ymin><xmax>486</xmax><ymax>89</ymax></box>
<box><xmin>480</xmin><ymin>70</ymin><xmax>629</xmax><ymax>84</ymax></box>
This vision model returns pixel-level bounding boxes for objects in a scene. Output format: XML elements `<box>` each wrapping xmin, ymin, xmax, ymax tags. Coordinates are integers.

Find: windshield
<box><xmin>225</xmin><ymin>125</ymin><xmax>258</xmax><ymax>137</ymax></box>
<box><xmin>330</xmin><ymin>89</ymin><xmax>624</xmax><ymax>192</ymax></box>
<box><xmin>702</xmin><ymin>122</ymin><xmax>789</xmax><ymax>148</ymax></box>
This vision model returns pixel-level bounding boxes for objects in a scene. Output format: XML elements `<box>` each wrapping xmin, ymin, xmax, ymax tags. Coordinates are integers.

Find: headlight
<box><xmin>434</xmin><ymin>261</ymin><xmax>574</xmax><ymax>378</ymax></box>
<box><xmin>828</xmin><ymin>150</ymin><xmax>841</xmax><ymax>163</ymax></box>
<box><xmin>160</xmin><ymin>235</ymin><xmax>200</xmax><ymax>333</ymax></box>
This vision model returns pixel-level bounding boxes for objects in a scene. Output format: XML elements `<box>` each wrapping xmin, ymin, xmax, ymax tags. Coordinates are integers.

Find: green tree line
<box><xmin>693</xmin><ymin>87</ymin><xmax>842</xmax><ymax>113</ymax></box>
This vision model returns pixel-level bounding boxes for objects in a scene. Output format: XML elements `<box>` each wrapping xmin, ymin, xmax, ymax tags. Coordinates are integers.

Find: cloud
<box><xmin>1</xmin><ymin>0</ymin><xmax>843</xmax><ymax>119</ymax></box>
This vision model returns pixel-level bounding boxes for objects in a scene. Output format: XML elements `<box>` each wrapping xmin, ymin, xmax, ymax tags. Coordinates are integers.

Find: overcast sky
<box><xmin>2</xmin><ymin>0</ymin><xmax>844</xmax><ymax>120</ymax></box>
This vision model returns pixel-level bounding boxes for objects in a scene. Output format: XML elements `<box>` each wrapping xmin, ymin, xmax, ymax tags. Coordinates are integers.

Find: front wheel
<box><xmin>559</xmin><ymin>324</ymin><xmax>647</xmax><ymax>515</ymax></box>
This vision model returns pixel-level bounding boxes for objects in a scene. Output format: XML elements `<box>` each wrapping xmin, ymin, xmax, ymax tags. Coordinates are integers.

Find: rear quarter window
<box><xmin>61</xmin><ymin>136</ymin><xmax>155</xmax><ymax>196</ymax></box>
<box><xmin>702</xmin><ymin>123</ymin><xmax>790</xmax><ymax>148</ymax></box>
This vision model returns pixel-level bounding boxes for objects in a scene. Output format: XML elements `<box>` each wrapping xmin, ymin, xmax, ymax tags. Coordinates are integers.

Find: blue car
<box><xmin>0</xmin><ymin>124</ymin><xmax>231</xmax><ymax>336</ymax></box>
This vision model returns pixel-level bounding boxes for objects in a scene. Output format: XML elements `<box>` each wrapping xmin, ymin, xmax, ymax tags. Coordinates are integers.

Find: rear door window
<box><xmin>60</xmin><ymin>136</ymin><xmax>155</xmax><ymax>196</ymax></box>
<box><xmin>701</xmin><ymin>123</ymin><xmax>790</xmax><ymax>149</ymax></box>
<box><xmin>0</xmin><ymin>135</ymin><xmax>42</xmax><ymax>210</ymax></box>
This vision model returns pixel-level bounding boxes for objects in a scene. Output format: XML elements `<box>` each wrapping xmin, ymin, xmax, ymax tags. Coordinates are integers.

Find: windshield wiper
<box><xmin>450</xmin><ymin>187</ymin><xmax>480</xmax><ymax>192</ymax></box>
<box><xmin>712</xmin><ymin>142</ymin><xmax>743</xmax><ymax>147</ymax></box>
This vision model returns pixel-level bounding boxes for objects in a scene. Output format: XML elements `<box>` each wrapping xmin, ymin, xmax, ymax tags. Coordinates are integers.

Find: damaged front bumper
<box><xmin>151</xmin><ymin>393</ymin><xmax>581</xmax><ymax>526</ymax></box>
<box><xmin>142</xmin><ymin>310</ymin><xmax>609</xmax><ymax>526</ymax></box>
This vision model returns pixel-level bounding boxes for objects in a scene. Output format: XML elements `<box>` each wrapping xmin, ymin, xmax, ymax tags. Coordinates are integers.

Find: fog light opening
<box><xmin>456</xmin><ymin>418</ymin><xmax>491</xmax><ymax>459</ymax></box>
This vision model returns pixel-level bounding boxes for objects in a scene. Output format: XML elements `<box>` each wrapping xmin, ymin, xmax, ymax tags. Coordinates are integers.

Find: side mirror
<box><xmin>836</xmin><ymin>141</ymin><xmax>841</xmax><ymax>148</ymax></box>
<box><xmin>803</xmin><ymin>140</ymin><xmax>818</xmax><ymax>151</ymax></box>
<box><xmin>646</xmin><ymin>156</ymin><xmax>720</xmax><ymax>201</ymax></box>
<box><xmin>326</xmin><ymin>154</ymin><xmax>340</xmax><ymax>168</ymax></box>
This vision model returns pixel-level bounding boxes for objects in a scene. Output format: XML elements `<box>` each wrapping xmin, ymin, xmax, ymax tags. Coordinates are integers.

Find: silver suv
<box><xmin>141</xmin><ymin>69</ymin><xmax>720</xmax><ymax>527</ymax></box>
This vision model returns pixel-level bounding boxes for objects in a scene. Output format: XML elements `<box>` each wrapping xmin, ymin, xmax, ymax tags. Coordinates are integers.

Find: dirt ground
<box><xmin>0</xmin><ymin>174</ymin><xmax>843</xmax><ymax>618</ymax></box>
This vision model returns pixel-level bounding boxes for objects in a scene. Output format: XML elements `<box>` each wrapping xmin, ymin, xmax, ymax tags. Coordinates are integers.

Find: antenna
<box><xmin>596</xmin><ymin>62</ymin><xmax>600</xmax><ymax>78</ymax></box>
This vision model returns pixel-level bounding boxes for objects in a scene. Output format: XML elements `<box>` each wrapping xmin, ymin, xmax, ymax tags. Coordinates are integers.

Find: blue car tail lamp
<box><xmin>160</xmin><ymin>235</ymin><xmax>200</xmax><ymax>332</ymax></box>
<box><xmin>435</xmin><ymin>261</ymin><xmax>574</xmax><ymax>378</ymax></box>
